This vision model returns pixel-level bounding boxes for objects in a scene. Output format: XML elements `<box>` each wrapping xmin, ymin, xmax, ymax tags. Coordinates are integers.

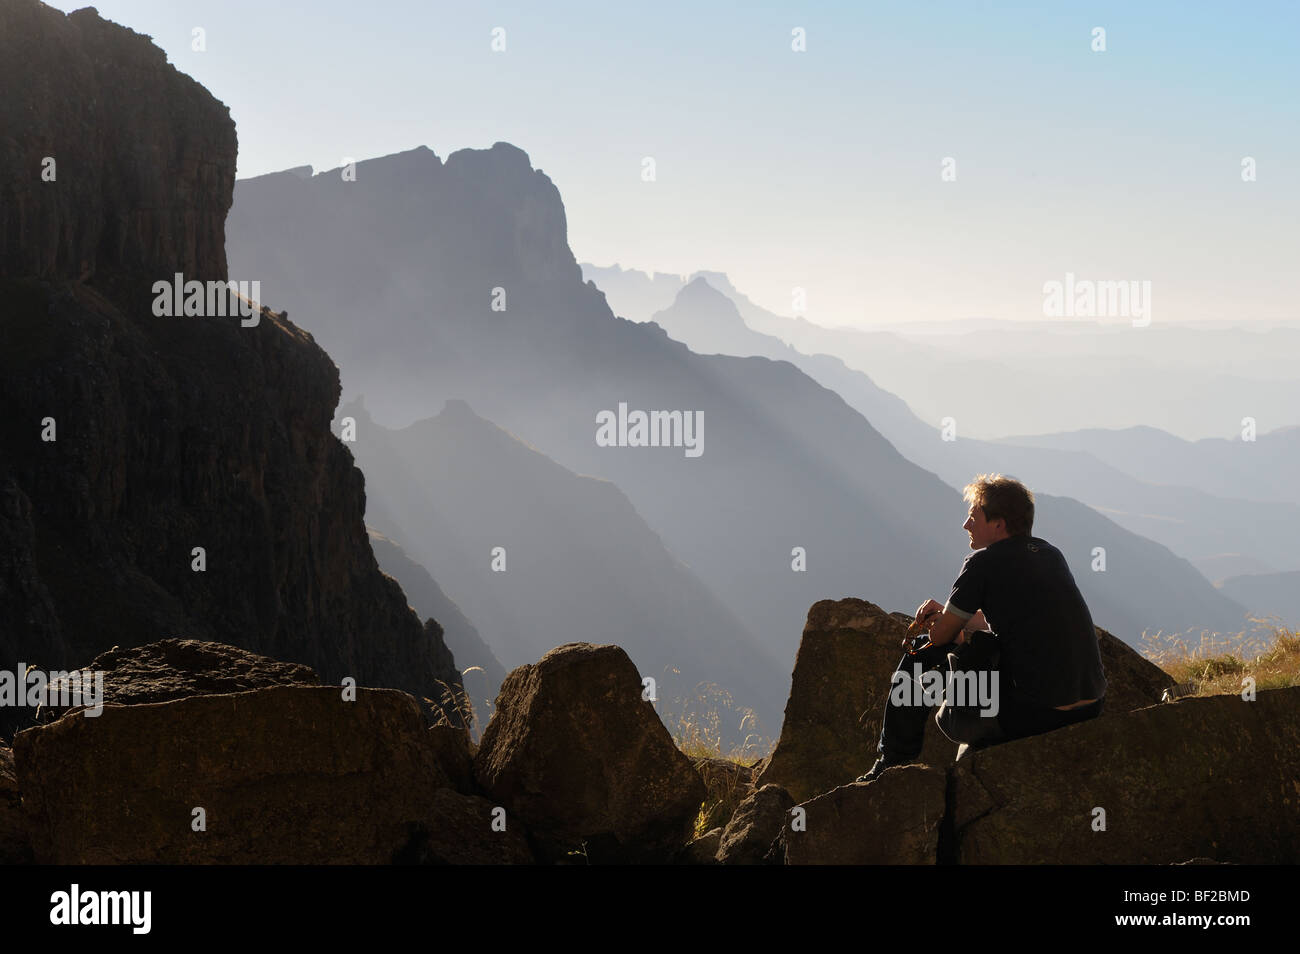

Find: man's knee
<box><xmin>934</xmin><ymin>699</ymin><xmax>1005</xmax><ymax>747</ymax></box>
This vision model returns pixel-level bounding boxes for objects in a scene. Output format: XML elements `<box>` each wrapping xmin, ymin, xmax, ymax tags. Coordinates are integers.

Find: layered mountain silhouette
<box><xmin>645</xmin><ymin>277</ymin><xmax>1300</xmax><ymax>586</ymax></box>
<box><xmin>991</xmin><ymin>425</ymin><xmax>1300</xmax><ymax>509</ymax></box>
<box><xmin>227</xmin><ymin>149</ymin><xmax>1008</xmax><ymax>679</ymax></box>
<box><xmin>341</xmin><ymin>398</ymin><xmax>787</xmax><ymax>740</ymax></box>
<box><xmin>634</xmin><ymin>275</ymin><xmax>1251</xmax><ymax>637</ymax></box>
<box><xmin>227</xmin><ymin>144</ymin><xmax>1247</xmax><ymax>687</ymax></box>
<box><xmin>587</xmin><ymin>264</ymin><xmax>1300</xmax><ymax>444</ymax></box>
<box><xmin>0</xmin><ymin>0</ymin><xmax>464</xmax><ymax>732</ymax></box>
<box><xmin>1215</xmin><ymin>570</ymin><xmax>1300</xmax><ymax>631</ymax></box>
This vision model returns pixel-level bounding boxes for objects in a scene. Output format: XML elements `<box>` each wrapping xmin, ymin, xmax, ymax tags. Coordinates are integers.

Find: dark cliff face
<box><xmin>0</xmin><ymin>0</ymin><xmax>463</xmax><ymax>733</ymax></box>
<box><xmin>0</xmin><ymin>2</ymin><xmax>233</xmax><ymax>284</ymax></box>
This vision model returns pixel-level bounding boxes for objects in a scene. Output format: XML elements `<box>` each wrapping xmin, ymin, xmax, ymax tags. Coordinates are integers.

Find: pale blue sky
<box><xmin>47</xmin><ymin>1</ymin><xmax>1300</xmax><ymax>326</ymax></box>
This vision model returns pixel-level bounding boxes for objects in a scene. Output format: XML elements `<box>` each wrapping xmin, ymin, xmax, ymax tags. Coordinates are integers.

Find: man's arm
<box><xmin>926</xmin><ymin>608</ymin><xmax>969</xmax><ymax>648</ymax></box>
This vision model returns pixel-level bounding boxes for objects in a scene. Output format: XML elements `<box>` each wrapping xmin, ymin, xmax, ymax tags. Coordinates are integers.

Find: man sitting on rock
<box><xmin>857</xmin><ymin>473</ymin><xmax>1108</xmax><ymax>782</ymax></box>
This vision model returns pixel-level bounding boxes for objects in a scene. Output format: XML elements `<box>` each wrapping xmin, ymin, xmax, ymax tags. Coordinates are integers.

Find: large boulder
<box><xmin>716</xmin><ymin>784</ymin><xmax>794</xmax><ymax>865</ymax></box>
<box><xmin>473</xmin><ymin>643</ymin><xmax>706</xmax><ymax>863</ymax></box>
<box><xmin>758</xmin><ymin>598</ymin><xmax>1175</xmax><ymax>803</ymax></box>
<box><xmin>951</xmin><ymin>686</ymin><xmax>1300</xmax><ymax>863</ymax></box>
<box><xmin>46</xmin><ymin>639</ymin><xmax>318</xmax><ymax>714</ymax></box>
<box><xmin>757</xmin><ymin>601</ymin><xmax>956</xmax><ymax>802</ymax></box>
<box><xmin>778</xmin><ymin>765</ymin><xmax>947</xmax><ymax>865</ymax></box>
<box><xmin>0</xmin><ymin>743</ymin><xmax>32</xmax><ymax>864</ymax></box>
<box><xmin>13</xmin><ymin>685</ymin><xmax>463</xmax><ymax>864</ymax></box>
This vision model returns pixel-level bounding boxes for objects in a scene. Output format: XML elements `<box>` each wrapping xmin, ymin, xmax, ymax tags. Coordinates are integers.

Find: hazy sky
<box><xmin>47</xmin><ymin>1</ymin><xmax>1299</xmax><ymax>327</ymax></box>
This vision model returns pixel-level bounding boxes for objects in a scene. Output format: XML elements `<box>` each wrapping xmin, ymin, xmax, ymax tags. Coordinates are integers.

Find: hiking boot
<box><xmin>855</xmin><ymin>757</ymin><xmax>910</xmax><ymax>783</ymax></box>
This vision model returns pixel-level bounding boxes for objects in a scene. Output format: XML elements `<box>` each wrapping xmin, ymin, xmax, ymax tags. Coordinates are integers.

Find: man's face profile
<box><xmin>963</xmin><ymin>503</ymin><xmax>1006</xmax><ymax>550</ymax></box>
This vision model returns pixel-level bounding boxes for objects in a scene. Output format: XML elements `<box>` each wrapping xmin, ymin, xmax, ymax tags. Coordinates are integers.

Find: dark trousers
<box><xmin>876</xmin><ymin>631</ymin><xmax>1104</xmax><ymax>762</ymax></box>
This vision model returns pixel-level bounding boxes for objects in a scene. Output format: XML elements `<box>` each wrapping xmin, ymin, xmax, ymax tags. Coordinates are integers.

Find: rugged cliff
<box><xmin>0</xmin><ymin>2</ymin><xmax>233</xmax><ymax>284</ymax></box>
<box><xmin>0</xmin><ymin>0</ymin><xmax>463</xmax><ymax>732</ymax></box>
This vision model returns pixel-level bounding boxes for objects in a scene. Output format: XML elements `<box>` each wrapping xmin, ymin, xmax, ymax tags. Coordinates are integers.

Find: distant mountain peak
<box><xmin>657</xmin><ymin>274</ymin><xmax>749</xmax><ymax>333</ymax></box>
<box><xmin>439</xmin><ymin>397</ymin><xmax>480</xmax><ymax>419</ymax></box>
<box><xmin>447</xmin><ymin>140</ymin><xmax>533</xmax><ymax>169</ymax></box>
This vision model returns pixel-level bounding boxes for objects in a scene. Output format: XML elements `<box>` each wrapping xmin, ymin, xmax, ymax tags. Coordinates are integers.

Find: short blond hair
<box><xmin>963</xmin><ymin>473</ymin><xmax>1034</xmax><ymax>537</ymax></box>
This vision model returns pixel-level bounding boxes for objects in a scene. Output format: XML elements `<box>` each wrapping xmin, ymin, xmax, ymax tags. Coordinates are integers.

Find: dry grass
<box><xmin>662</xmin><ymin>680</ymin><xmax>773</xmax><ymax>765</ymax></box>
<box><xmin>1139</xmin><ymin>616</ymin><xmax>1300</xmax><ymax>697</ymax></box>
<box><xmin>656</xmin><ymin>680</ymin><xmax>775</xmax><ymax>839</ymax></box>
<box><xmin>426</xmin><ymin>669</ymin><xmax>483</xmax><ymax>739</ymax></box>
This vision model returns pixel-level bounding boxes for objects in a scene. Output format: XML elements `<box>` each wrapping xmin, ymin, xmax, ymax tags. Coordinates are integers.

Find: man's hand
<box><xmin>925</xmin><ymin>609</ymin><xmax>969</xmax><ymax>649</ymax></box>
<box><xmin>902</xmin><ymin>600</ymin><xmax>945</xmax><ymax>649</ymax></box>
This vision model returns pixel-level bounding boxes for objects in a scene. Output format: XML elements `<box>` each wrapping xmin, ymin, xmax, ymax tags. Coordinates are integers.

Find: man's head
<box><xmin>962</xmin><ymin>473</ymin><xmax>1034</xmax><ymax>549</ymax></box>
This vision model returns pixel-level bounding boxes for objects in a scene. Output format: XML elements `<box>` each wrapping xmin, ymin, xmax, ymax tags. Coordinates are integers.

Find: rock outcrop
<box><xmin>14</xmin><ymin>685</ymin><xmax>468</xmax><ymax>864</ymax></box>
<box><xmin>46</xmin><ymin>639</ymin><xmax>318</xmax><ymax>713</ymax></box>
<box><xmin>677</xmin><ymin>828</ymin><xmax>723</xmax><ymax>865</ymax></box>
<box><xmin>0</xmin><ymin>2</ymin><xmax>233</xmax><ymax>284</ymax></box>
<box><xmin>0</xmin><ymin>743</ymin><xmax>31</xmax><ymax>864</ymax></box>
<box><xmin>427</xmin><ymin>723</ymin><xmax>477</xmax><ymax>796</ymax></box>
<box><xmin>1096</xmin><ymin>624</ymin><xmax>1177</xmax><ymax>714</ymax></box>
<box><xmin>757</xmin><ymin>599</ymin><xmax>1175</xmax><ymax>802</ymax></box>
<box><xmin>756</xmin><ymin>601</ymin><xmax>957</xmax><ymax>802</ymax></box>
<box><xmin>950</xmin><ymin>686</ymin><xmax>1300</xmax><ymax>864</ymax></box>
<box><xmin>716</xmin><ymin>784</ymin><xmax>794</xmax><ymax>865</ymax></box>
<box><xmin>779</xmin><ymin>765</ymin><xmax>947</xmax><ymax>865</ymax></box>
<box><xmin>473</xmin><ymin>643</ymin><xmax>706</xmax><ymax>863</ymax></box>
<box><xmin>0</xmin><ymin>0</ymin><xmax>464</xmax><ymax>733</ymax></box>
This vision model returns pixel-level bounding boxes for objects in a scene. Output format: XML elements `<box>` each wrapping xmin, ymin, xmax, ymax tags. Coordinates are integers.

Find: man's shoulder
<box><xmin>980</xmin><ymin>535</ymin><xmax>1066</xmax><ymax>569</ymax></box>
<box><xmin>1025</xmin><ymin>536</ymin><xmax>1066</xmax><ymax>559</ymax></box>
<box><xmin>992</xmin><ymin>534</ymin><xmax>1056</xmax><ymax>552</ymax></box>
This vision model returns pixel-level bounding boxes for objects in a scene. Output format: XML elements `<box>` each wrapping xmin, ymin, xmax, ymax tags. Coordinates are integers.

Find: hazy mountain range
<box><xmin>588</xmin><ymin>262</ymin><xmax>1298</xmax><ymax>628</ymax></box>
<box><xmin>584</xmin><ymin>264</ymin><xmax>1300</xmax><ymax>444</ymax></box>
<box><xmin>636</xmin><ymin>275</ymin><xmax>1300</xmax><ymax>599</ymax></box>
<box><xmin>344</xmin><ymin>397</ymin><xmax>786</xmax><ymax>740</ymax></box>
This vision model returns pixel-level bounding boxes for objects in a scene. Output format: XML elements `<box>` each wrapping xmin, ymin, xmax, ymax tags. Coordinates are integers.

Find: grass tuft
<box><xmin>426</xmin><ymin>676</ymin><xmax>478</xmax><ymax>737</ymax></box>
<box><xmin>1142</xmin><ymin>616</ymin><xmax>1300</xmax><ymax>696</ymax></box>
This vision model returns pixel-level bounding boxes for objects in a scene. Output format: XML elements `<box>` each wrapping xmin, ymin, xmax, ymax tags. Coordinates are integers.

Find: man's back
<box><xmin>946</xmin><ymin>535</ymin><xmax>1107</xmax><ymax>708</ymax></box>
